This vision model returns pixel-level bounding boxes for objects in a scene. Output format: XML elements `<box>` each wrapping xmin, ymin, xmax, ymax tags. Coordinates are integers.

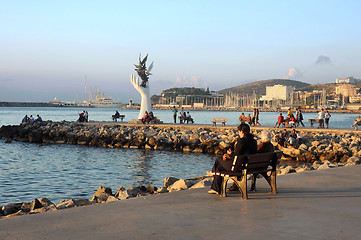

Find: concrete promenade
<box><xmin>1</xmin><ymin>165</ymin><xmax>361</xmax><ymax>240</ymax></box>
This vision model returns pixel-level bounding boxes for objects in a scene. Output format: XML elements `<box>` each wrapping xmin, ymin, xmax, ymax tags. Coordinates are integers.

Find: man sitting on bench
<box><xmin>207</xmin><ymin>123</ymin><xmax>257</xmax><ymax>194</ymax></box>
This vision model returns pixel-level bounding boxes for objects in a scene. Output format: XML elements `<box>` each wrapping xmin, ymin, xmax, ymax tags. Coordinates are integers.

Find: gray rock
<box><xmin>90</xmin><ymin>186</ymin><xmax>112</xmax><ymax>203</ymax></box>
<box><xmin>30</xmin><ymin>198</ymin><xmax>43</xmax><ymax>211</ymax></box>
<box><xmin>106</xmin><ymin>196</ymin><xmax>120</xmax><ymax>202</ymax></box>
<box><xmin>163</xmin><ymin>177</ymin><xmax>179</xmax><ymax>188</ymax></box>
<box><xmin>190</xmin><ymin>178</ymin><xmax>213</xmax><ymax>189</ymax></box>
<box><xmin>115</xmin><ymin>186</ymin><xmax>129</xmax><ymax>200</ymax></box>
<box><xmin>2</xmin><ymin>203</ymin><xmax>22</xmax><ymax>216</ymax></box>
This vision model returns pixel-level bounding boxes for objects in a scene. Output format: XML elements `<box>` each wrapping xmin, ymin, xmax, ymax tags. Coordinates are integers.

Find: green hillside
<box><xmin>218</xmin><ymin>79</ymin><xmax>311</xmax><ymax>96</ymax></box>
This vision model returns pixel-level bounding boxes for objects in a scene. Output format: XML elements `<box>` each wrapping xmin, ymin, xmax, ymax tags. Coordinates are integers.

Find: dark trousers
<box><xmin>211</xmin><ymin>156</ymin><xmax>232</xmax><ymax>193</ymax></box>
<box><xmin>173</xmin><ymin>115</ymin><xmax>176</xmax><ymax>124</ymax></box>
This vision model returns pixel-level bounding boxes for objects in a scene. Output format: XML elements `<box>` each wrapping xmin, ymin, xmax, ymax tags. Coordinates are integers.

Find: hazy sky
<box><xmin>1</xmin><ymin>0</ymin><xmax>361</xmax><ymax>103</ymax></box>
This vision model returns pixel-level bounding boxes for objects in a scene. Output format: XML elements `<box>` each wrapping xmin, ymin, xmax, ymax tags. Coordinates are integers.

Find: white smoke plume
<box><xmin>285</xmin><ymin>68</ymin><xmax>303</xmax><ymax>79</ymax></box>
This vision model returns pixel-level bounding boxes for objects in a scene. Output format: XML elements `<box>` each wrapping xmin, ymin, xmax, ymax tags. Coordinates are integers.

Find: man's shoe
<box><xmin>227</xmin><ymin>184</ymin><xmax>238</xmax><ymax>191</ymax></box>
<box><xmin>208</xmin><ymin>189</ymin><xmax>218</xmax><ymax>194</ymax></box>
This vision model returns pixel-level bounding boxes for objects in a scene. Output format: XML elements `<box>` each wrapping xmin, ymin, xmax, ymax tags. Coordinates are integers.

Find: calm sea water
<box><xmin>0</xmin><ymin>107</ymin><xmax>359</xmax><ymax>206</ymax></box>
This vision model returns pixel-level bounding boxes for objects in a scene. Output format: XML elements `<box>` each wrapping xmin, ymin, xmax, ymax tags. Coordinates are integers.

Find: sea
<box><xmin>0</xmin><ymin>107</ymin><xmax>359</xmax><ymax>206</ymax></box>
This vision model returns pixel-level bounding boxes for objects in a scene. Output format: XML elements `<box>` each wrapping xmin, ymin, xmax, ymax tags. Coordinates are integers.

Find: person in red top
<box><xmin>274</xmin><ymin>113</ymin><xmax>285</xmax><ymax>128</ymax></box>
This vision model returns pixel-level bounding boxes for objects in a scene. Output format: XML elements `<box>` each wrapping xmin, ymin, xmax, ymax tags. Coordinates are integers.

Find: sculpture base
<box><xmin>128</xmin><ymin>118</ymin><xmax>163</xmax><ymax>124</ymax></box>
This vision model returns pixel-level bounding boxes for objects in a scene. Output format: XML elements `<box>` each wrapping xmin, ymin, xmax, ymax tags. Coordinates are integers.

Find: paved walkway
<box><xmin>1</xmin><ymin>165</ymin><xmax>361</xmax><ymax>240</ymax></box>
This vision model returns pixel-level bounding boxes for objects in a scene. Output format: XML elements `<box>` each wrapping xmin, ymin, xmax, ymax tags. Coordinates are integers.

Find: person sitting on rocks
<box><xmin>296</xmin><ymin>131</ymin><xmax>303</xmax><ymax>144</ymax></box>
<box><xmin>239</xmin><ymin>113</ymin><xmax>246</xmax><ymax>123</ymax></box>
<box><xmin>352</xmin><ymin>115</ymin><xmax>361</xmax><ymax>130</ymax></box>
<box><xmin>148</xmin><ymin>111</ymin><xmax>156</xmax><ymax>123</ymax></box>
<box><xmin>274</xmin><ymin>113</ymin><xmax>285</xmax><ymax>128</ymax></box>
<box><xmin>22</xmin><ymin>115</ymin><xmax>29</xmax><ymax>123</ymax></box>
<box><xmin>245</xmin><ymin>114</ymin><xmax>252</xmax><ymax>125</ymax></box>
<box><xmin>288</xmin><ymin>115</ymin><xmax>297</xmax><ymax>128</ymax></box>
<box><xmin>287</xmin><ymin>135</ymin><xmax>297</xmax><ymax>147</ymax></box>
<box><xmin>78</xmin><ymin>112</ymin><xmax>86</xmax><ymax>122</ymax></box>
<box><xmin>185</xmin><ymin>111</ymin><xmax>194</xmax><ymax>124</ymax></box>
<box><xmin>141</xmin><ymin>111</ymin><xmax>150</xmax><ymax>124</ymax></box>
<box><xmin>286</xmin><ymin>129</ymin><xmax>299</xmax><ymax>146</ymax></box>
<box><xmin>35</xmin><ymin>114</ymin><xmax>42</xmax><ymax>122</ymax></box>
<box><xmin>275</xmin><ymin>131</ymin><xmax>286</xmax><ymax>148</ymax></box>
<box><xmin>178</xmin><ymin>111</ymin><xmax>185</xmax><ymax>124</ymax></box>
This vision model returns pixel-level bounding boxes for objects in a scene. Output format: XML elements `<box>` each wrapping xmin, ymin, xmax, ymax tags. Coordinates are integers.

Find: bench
<box><xmin>213</xmin><ymin>151</ymin><xmax>281</xmax><ymax>199</ymax></box>
<box><xmin>112</xmin><ymin>114</ymin><xmax>125</xmax><ymax>122</ymax></box>
<box><xmin>308</xmin><ymin>119</ymin><xmax>319</xmax><ymax>127</ymax></box>
<box><xmin>211</xmin><ymin>118</ymin><xmax>227</xmax><ymax>126</ymax></box>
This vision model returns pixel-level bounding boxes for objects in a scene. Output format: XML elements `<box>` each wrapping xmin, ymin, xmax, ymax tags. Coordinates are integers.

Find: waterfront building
<box><xmin>335</xmin><ymin>84</ymin><xmax>358</xmax><ymax>97</ymax></box>
<box><xmin>335</xmin><ymin>76</ymin><xmax>361</xmax><ymax>84</ymax></box>
<box><xmin>259</xmin><ymin>85</ymin><xmax>293</xmax><ymax>102</ymax></box>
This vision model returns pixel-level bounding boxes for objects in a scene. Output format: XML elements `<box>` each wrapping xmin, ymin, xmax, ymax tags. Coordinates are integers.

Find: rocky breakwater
<box><xmin>2</xmin><ymin>122</ymin><xmax>361</xmax><ymax>162</ymax></box>
<box><xmin>0</xmin><ymin>121</ymin><xmax>239</xmax><ymax>154</ymax></box>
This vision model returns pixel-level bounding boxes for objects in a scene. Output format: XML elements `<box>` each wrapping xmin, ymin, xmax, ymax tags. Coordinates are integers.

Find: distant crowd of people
<box><xmin>141</xmin><ymin>111</ymin><xmax>156</xmax><ymax>124</ymax></box>
<box><xmin>239</xmin><ymin>108</ymin><xmax>261</xmax><ymax>126</ymax></box>
<box><xmin>317</xmin><ymin>108</ymin><xmax>331</xmax><ymax>129</ymax></box>
<box><xmin>273</xmin><ymin>108</ymin><xmax>305</xmax><ymax>128</ymax></box>
<box><xmin>172</xmin><ymin>106</ymin><xmax>194</xmax><ymax>124</ymax></box>
<box><xmin>22</xmin><ymin>114</ymin><xmax>42</xmax><ymax>123</ymax></box>
<box><xmin>275</xmin><ymin>128</ymin><xmax>302</xmax><ymax>148</ymax></box>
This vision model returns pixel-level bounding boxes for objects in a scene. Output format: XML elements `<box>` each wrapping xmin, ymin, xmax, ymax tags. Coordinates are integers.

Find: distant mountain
<box><xmin>218</xmin><ymin>79</ymin><xmax>311</xmax><ymax>96</ymax></box>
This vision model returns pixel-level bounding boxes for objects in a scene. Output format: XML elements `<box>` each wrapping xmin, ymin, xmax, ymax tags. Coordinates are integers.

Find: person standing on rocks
<box><xmin>171</xmin><ymin>106</ymin><xmax>178</xmax><ymax>124</ymax></box>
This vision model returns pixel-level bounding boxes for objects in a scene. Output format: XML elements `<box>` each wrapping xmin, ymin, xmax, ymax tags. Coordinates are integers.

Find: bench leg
<box><xmin>250</xmin><ymin>174</ymin><xmax>257</xmax><ymax>191</ymax></box>
<box><xmin>261</xmin><ymin>172</ymin><xmax>277</xmax><ymax>194</ymax></box>
<box><xmin>220</xmin><ymin>177</ymin><xmax>229</xmax><ymax>197</ymax></box>
<box><xmin>229</xmin><ymin>176</ymin><xmax>247</xmax><ymax>199</ymax></box>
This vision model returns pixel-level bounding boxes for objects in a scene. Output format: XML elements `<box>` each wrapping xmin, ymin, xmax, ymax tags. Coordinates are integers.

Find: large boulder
<box><xmin>1</xmin><ymin>203</ymin><xmax>22</xmax><ymax>216</ymax></box>
<box><xmin>114</xmin><ymin>186</ymin><xmax>129</xmax><ymax>200</ymax></box>
<box><xmin>56</xmin><ymin>198</ymin><xmax>92</xmax><ymax>209</ymax></box>
<box><xmin>90</xmin><ymin>186</ymin><xmax>113</xmax><ymax>203</ymax></box>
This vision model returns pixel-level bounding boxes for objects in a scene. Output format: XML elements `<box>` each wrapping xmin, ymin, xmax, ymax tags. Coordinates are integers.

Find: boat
<box><xmin>79</xmin><ymin>88</ymin><xmax>123</xmax><ymax>108</ymax></box>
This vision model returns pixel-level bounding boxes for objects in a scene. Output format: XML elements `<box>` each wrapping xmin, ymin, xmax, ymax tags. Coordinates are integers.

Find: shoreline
<box><xmin>2</xmin><ymin>102</ymin><xmax>361</xmax><ymax>114</ymax></box>
<box><xmin>1</xmin><ymin>154</ymin><xmax>360</xmax><ymax>219</ymax></box>
<box><xmin>1</xmin><ymin>121</ymin><xmax>361</xmax><ymax>218</ymax></box>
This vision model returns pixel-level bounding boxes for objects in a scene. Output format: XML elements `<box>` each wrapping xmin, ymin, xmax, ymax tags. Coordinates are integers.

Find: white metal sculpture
<box><xmin>131</xmin><ymin>54</ymin><xmax>153</xmax><ymax>119</ymax></box>
<box><xmin>130</xmin><ymin>74</ymin><xmax>152</xmax><ymax>119</ymax></box>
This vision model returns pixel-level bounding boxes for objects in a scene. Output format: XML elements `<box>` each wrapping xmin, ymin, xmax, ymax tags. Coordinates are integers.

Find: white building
<box><xmin>336</xmin><ymin>76</ymin><xmax>361</xmax><ymax>84</ymax></box>
<box><xmin>259</xmin><ymin>85</ymin><xmax>293</xmax><ymax>101</ymax></box>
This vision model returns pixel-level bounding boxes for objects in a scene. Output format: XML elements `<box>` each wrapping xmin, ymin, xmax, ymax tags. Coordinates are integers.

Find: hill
<box><xmin>218</xmin><ymin>79</ymin><xmax>311</xmax><ymax>96</ymax></box>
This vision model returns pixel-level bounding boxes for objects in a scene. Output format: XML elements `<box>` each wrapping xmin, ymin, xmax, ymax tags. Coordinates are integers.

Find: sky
<box><xmin>1</xmin><ymin>0</ymin><xmax>361</xmax><ymax>103</ymax></box>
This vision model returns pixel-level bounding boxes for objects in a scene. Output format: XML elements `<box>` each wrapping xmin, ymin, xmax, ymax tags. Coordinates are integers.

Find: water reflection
<box><xmin>132</xmin><ymin>149</ymin><xmax>153</xmax><ymax>187</ymax></box>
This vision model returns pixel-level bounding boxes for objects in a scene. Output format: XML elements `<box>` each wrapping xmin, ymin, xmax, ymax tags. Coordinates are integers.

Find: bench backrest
<box><xmin>212</xmin><ymin>118</ymin><xmax>227</xmax><ymax>122</ymax></box>
<box><xmin>231</xmin><ymin>152</ymin><xmax>278</xmax><ymax>174</ymax></box>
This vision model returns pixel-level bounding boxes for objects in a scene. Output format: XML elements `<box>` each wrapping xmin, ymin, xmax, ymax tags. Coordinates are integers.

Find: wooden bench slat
<box><xmin>247</xmin><ymin>162</ymin><xmax>270</xmax><ymax>169</ymax></box>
